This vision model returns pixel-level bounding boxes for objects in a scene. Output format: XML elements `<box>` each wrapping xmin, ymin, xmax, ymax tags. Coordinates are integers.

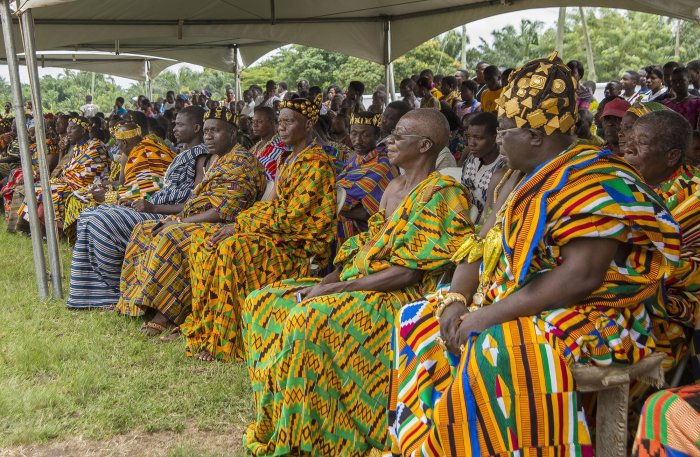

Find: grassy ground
<box><xmin>0</xmin><ymin>222</ymin><xmax>254</xmax><ymax>456</ymax></box>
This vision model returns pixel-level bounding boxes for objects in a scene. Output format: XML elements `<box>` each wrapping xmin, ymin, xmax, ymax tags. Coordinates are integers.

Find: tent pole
<box><xmin>145</xmin><ymin>60</ymin><xmax>153</xmax><ymax>101</ymax></box>
<box><xmin>233</xmin><ymin>45</ymin><xmax>241</xmax><ymax>101</ymax></box>
<box><xmin>0</xmin><ymin>0</ymin><xmax>49</xmax><ymax>299</ymax></box>
<box><xmin>18</xmin><ymin>7</ymin><xmax>64</xmax><ymax>299</ymax></box>
<box><xmin>383</xmin><ymin>18</ymin><xmax>395</xmax><ymax>101</ymax></box>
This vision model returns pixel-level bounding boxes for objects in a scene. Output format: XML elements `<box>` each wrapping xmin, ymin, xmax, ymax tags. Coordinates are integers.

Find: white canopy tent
<box><xmin>3</xmin><ymin>51</ymin><xmax>176</xmax><ymax>81</ymax></box>
<box><xmin>9</xmin><ymin>0</ymin><xmax>700</xmax><ymax>66</ymax></box>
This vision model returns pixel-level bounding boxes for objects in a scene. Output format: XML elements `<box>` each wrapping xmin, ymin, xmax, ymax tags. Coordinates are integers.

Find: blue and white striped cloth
<box><xmin>67</xmin><ymin>144</ymin><xmax>208</xmax><ymax>308</ymax></box>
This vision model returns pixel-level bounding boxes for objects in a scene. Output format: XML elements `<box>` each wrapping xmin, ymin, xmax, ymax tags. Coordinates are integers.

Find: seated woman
<box><xmin>336</xmin><ymin>111</ymin><xmax>399</xmax><ymax>244</ymax></box>
<box><xmin>390</xmin><ymin>54</ymin><xmax>682</xmax><ymax>457</ymax></box>
<box><xmin>181</xmin><ymin>95</ymin><xmax>337</xmax><ymax>363</ymax></box>
<box><xmin>115</xmin><ymin>107</ymin><xmax>265</xmax><ymax>335</ymax></box>
<box><xmin>67</xmin><ymin>106</ymin><xmax>209</xmax><ymax>309</ymax></box>
<box><xmin>241</xmin><ymin>108</ymin><xmax>474</xmax><ymax>456</ymax></box>
<box><xmin>19</xmin><ymin>116</ymin><xmax>109</xmax><ymax>230</ymax></box>
<box><xmin>61</xmin><ymin>120</ymin><xmax>176</xmax><ymax>241</ymax></box>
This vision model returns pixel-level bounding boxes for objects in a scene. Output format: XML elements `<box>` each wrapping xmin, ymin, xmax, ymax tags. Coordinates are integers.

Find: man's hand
<box><xmin>205</xmin><ymin>225</ymin><xmax>236</xmax><ymax>249</ymax></box>
<box><xmin>91</xmin><ymin>188</ymin><xmax>106</xmax><ymax>203</ymax></box>
<box><xmin>131</xmin><ymin>199</ymin><xmax>155</xmax><ymax>213</ymax></box>
<box><xmin>439</xmin><ymin>302</ymin><xmax>468</xmax><ymax>354</ymax></box>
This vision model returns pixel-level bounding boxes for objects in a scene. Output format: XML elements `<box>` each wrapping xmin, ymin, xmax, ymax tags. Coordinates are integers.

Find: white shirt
<box><xmin>80</xmin><ymin>103</ymin><xmax>100</xmax><ymax>118</ymax></box>
<box><xmin>241</xmin><ymin>101</ymin><xmax>255</xmax><ymax>117</ymax></box>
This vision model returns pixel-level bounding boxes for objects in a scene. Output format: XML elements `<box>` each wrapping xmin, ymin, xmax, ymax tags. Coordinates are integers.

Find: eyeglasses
<box><xmin>389</xmin><ymin>129</ymin><xmax>432</xmax><ymax>143</ymax></box>
<box><xmin>495</xmin><ymin>127</ymin><xmax>520</xmax><ymax>138</ymax></box>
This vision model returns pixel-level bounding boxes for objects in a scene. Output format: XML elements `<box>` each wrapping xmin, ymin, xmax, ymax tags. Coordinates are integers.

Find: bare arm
<box><xmin>302</xmin><ymin>266</ymin><xmax>423</xmax><ymax>300</ymax></box>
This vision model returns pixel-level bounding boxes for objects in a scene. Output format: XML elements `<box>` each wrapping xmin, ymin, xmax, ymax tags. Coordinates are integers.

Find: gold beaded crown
<box><xmin>114</xmin><ymin>124</ymin><xmax>142</xmax><ymax>140</ymax></box>
<box><xmin>280</xmin><ymin>94</ymin><xmax>322</xmax><ymax>123</ymax></box>
<box><xmin>495</xmin><ymin>52</ymin><xmax>578</xmax><ymax>135</ymax></box>
<box><xmin>69</xmin><ymin>117</ymin><xmax>91</xmax><ymax>131</ymax></box>
<box><xmin>204</xmin><ymin>106</ymin><xmax>238</xmax><ymax>125</ymax></box>
<box><xmin>350</xmin><ymin>112</ymin><xmax>382</xmax><ymax>128</ymax></box>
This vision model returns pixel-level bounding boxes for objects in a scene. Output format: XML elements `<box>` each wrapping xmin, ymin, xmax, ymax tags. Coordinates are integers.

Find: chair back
<box><xmin>261</xmin><ymin>180</ymin><xmax>275</xmax><ymax>201</ymax></box>
<box><xmin>440</xmin><ymin>166</ymin><xmax>462</xmax><ymax>182</ymax></box>
<box><xmin>336</xmin><ymin>186</ymin><xmax>347</xmax><ymax>215</ymax></box>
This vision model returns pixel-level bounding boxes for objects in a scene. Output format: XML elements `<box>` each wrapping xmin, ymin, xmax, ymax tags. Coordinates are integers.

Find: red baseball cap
<box><xmin>601</xmin><ymin>98</ymin><xmax>631</xmax><ymax>118</ymax></box>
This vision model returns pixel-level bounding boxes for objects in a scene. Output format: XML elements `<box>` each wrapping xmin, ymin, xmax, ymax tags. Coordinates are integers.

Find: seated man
<box><xmin>460</xmin><ymin>112</ymin><xmax>507</xmax><ymax>226</ymax></box>
<box><xmin>62</xmin><ymin>120</ymin><xmax>176</xmax><ymax>240</ymax></box>
<box><xmin>241</xmin><ymin>108</ymin><xmax>473</xmax><ymax>456</ymax></box>
<box><xmin>181</xmin><ymin>95</ymin><xmax>337</xmax><ymax>362</ymax></box>
<box><xmin>67</xmin><ymin>106</ymin><xmax>209</xmax><ymax>309</ymax></box>
<box><xmin>20</xmin><ymin>116</ymin><xmax>109</xmax><ymax>229</ymax></box>
<box><xmin>624</xmin><ymin>109</ymin><xmax>700</xmax><ymax>375</ymax></box>
<box><xmin>116</xmin><ymin>107</ymin><xmax>265</xmax><ymax>334</ymax></box>
<box><xmin>390</xmin><ymin>54</ymin><xmax>681</xmax><ymax>457</ymax></box>
<box><xmin>337</xmin><ymin>111</ymin><xmax>399</xmax><ymax>243</ymax></box>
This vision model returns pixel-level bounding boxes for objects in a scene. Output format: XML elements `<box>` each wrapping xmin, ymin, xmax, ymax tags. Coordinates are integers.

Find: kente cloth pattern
<box><xmin>2</xmin><ymin>138</ymin><xmax>58</xmax><ymax>221</ymax></box>
<box><xmin>19</xmin><ymin>138</ymin><xmax>109</xmax><ymax>222</ymax></box>
<box><xmin>632</xmin><ymin>385</ymin><xmax>700</xmax><ymax>457</ymax></box>
<box><xmin>66</xmin><ymin>144</ymin><xmax>209</xmax><ymax>309</ymax></box>
<box><xmin>646</xmin><ymin>164</ymin><xmax>700</xmax><ymax>374</ymax></box>
<box><xmin>461</xmin><ymin>154</ymin><xmax>507</xmax><ymax>225</ymax></box>
<box><xmin>62</xmin><ymin>137</ymin><xmax>177</xmax><ymax>231</ymax></box>
<box><xmin>181</xmin><ymin>142</ymin><xmax>337</xmax><ymax>363</ymax></box>
<box><xmin>389</xmin><ymin>144</ymin><xmax>682</xmax><ymax>457</ymax></box>
<box><xmin>336</xmin><ymin>146</ymin><xmax>398</xmax><ymax>243</ymax></box>
<box><xmin>116</xmin><ymin>147</ymin><xmax>265</xmax><ymax>318</ymax></box>
<box><xmin>242</xmin><ymin>172</ymin><xmax>473</xmax><ymax>456</ymax></box>
<box><xmin>251</xmin><ymin>135</ymin><xmax>285</xmax><ymax>181</ymax></box>
<box><xmin>322</xmin><ymin>141</ymin><xmax>352</xmax><ymax>175</ymax></box>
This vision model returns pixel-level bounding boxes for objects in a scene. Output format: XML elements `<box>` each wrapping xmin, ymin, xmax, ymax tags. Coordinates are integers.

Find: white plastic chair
<box><xmin>439</xmin><ymin>166</ymin><xmax>462</xmax><ymax>182</ymax></box>
<box><xmin>336</xmin><ymin>186</ymin><xmax>347</xmax><ymax>215</ymax></box>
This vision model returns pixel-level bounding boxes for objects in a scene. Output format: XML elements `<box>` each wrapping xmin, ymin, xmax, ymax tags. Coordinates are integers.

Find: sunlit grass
<box><xmin>0</xmin><ymin>221</ymin><xmax>253</xmax><ymax>455</ymax></box>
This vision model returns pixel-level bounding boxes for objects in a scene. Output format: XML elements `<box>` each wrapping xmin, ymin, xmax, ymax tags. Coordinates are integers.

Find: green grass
<box><xmin>0</xmin><ymin>221</ymin><xmax>254</xmax><ymax>455</ymax></box>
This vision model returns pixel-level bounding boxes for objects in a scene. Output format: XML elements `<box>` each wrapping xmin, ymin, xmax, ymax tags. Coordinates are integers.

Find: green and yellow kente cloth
<box><xmin>242</xmin><ymin>172</ymin><xmax>473</xmax><ymax>456</ymax></box>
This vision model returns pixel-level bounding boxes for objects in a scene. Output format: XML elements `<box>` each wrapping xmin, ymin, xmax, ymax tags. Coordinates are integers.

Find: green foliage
<box><xmin>0</xmin><ymin>222</ymin><xmax>253</xmax><ymax>455</ymax></box>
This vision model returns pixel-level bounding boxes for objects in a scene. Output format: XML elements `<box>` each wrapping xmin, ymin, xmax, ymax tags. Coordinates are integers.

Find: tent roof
<box><xmin>8</xmin><ymin>0</ymin><xmax>700</xmax><ymax>66</ymax></box>
<box><xmin>1</xmin><ymin>51</ymin><xmax>175</xmax><ymax>81</ymax></box>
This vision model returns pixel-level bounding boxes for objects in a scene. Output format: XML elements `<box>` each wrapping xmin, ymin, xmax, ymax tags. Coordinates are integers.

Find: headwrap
<box><xmin>496</xmin><ymin>51</ymin><xmax>578</xmax><ymax>135</ymax></box>
<box><xmin>350</xmin><ymin>112</ymin><xmax>382</xmax><ymax>128</ymax></box>
<box><xmin>204</xmin><ymin>106</ymin><xmax>238</xmax><ymax>125</ymax></box>
<box><xmin>280</xmin><ymin>94</ymin><xmax>322</xmax><ymax>123</ymax></box>
<box><xmin>69</xmin><ymin>117</ymin><xmax>91</xmax><ymax>131</ymax></box>
<box><xmin>114</xmin><ymin>125</ymin><xmax>142</xmax><ymax>140</ymax></box>
<box><xmin>627</xmin><ymin>101</ymin><xmax>669</xmax><ymax>118</ymax></box>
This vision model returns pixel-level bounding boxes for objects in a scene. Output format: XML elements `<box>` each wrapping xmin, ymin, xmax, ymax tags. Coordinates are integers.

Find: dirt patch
<box><xmin>0</xmin><ymin>425</ymin><xmax>247</xmax><ymax>457</ymax></box>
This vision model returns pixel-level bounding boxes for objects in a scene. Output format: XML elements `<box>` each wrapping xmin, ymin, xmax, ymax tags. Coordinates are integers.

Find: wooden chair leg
<box><xmin>595</xmin><ymin>383</ymin><xmax>629</xmax><ymax>457</ymax></box>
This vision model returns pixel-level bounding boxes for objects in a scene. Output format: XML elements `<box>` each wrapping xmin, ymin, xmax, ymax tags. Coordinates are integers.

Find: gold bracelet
<box><xmin>434</xmin><ymin>292</ymin><xmax>468</xmax><ymax>320</ymax></box>
<box><xmin>103</xmin><ymin>191</ymin><xmax>119</xmax><ymax>205</ymax></box>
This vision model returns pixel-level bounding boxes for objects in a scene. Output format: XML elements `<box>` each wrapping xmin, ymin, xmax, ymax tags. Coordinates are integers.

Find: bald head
<box><xmin>401</xmin><ymin>108</ymin><xmax>450</xmax><ymax>155</ymax></box>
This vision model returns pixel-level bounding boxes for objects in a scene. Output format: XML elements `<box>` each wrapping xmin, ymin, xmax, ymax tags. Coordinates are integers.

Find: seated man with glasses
<box><xmin>389</xmin><ymin>53</ymin><xmax>681</xmax><ymax>457</ymax></box>
<box><xmin>241</xmin><ymin>108</ymin><xmax>474</xmax><ymax>456</ymax></box>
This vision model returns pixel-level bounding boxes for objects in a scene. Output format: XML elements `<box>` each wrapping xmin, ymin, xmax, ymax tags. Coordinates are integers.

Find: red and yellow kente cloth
<box><xmin>116</xmin><ymin>145</ymin><xmax>265</xmax><ymax>320</ymax></box>
<box><xmin>19</xmin><ymin>138</ymin><xmax>109</xmax><ymax>223</ymax></box>
<box><xmin>390</xmin><ymin>144</ymin><xmax>681</xmax><ymax>457</ymax></box>
<box><xmin>181</xmin><ymin>141</ymin><xmax>337</xmax><ymax>363</ymax></box>
<box><xmin>647</xmin><ymin>164</ymin><xmax>700</xmax><ymax>374</ymax></box>
<box><xmin>63</xmin><ymin>136</ymin><xmax>175</xmax><ymax>231</ymax></box>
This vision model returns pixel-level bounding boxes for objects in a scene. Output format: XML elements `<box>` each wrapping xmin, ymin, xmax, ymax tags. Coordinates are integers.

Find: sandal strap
<box><xmin>144</xmin><ymin>321</ymin><xmax>168</xmax><ymax>332</ymax></box>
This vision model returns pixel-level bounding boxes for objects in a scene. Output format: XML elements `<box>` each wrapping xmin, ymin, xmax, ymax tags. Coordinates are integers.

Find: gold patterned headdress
<box><xmin>69</xmin><ymin>117</ymin><xmax>91</xmax><ymax>131</ymax></box>
<box><xmin>627</xmin><ymin>101</ymin><xmax>668</xmax><ymax>118</ymax></box>
<box><xmin>114</xmin><ymin>124</ymin><xmax>142</xmax><ymax>140</ymax></box>
<box><xmin>204</xmin><ymin>106</ymin><xmax>238</xmax><ymax>125</ymax></box>
<box><xmin>279</xmin><ymin>94</ymin><xmax>322</xmax><ymax>123</ymax></box>
<box><xmin>495</xmin><ymin>52</ymin><xmax>578</xmax><ymax>135</ymax></box>
<box><xmin>350</xmin><ymin>112</ymin><xmax>382</xmax><ymax>128</ymax></box>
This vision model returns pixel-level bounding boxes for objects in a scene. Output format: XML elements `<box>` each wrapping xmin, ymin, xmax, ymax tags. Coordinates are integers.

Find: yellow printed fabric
<box><xmin>19</xmin><ymin>138</ymin><xmax>109</xmax><ymax>223</ymax></box>
<box><xmin>63</xmin><ymin>137</ymin><xmax>175</xmax><ymax>235</ymax></box>
<box><xmin>116</xmin><ymin>146</ymin><xmax>265</xmax><ymax>320</ymax></box>
<box><xmin>648</xmin><ymin>164</ymin><xmax>700</xmax><ymax>372</ymax></box>
<box><xmin>242</xmin><ymin>172</ymin><xmax>473</xmax><ymax>456</ymax></box>
<box><xmin>390</xmin><ymin>145</ymin><xmax>681</xmax><ymax>457</ymax></box>
<box><xmin>181</xmin><ymin>141</ymin><xmax>337</xmax><ymax>363</ymax></box>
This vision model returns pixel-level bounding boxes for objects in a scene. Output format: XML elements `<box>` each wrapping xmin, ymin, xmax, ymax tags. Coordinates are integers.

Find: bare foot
<box><xmin>197</xmin><ymin>350</ymin><xmax>215</xmax><ymax>362</ymax></box>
